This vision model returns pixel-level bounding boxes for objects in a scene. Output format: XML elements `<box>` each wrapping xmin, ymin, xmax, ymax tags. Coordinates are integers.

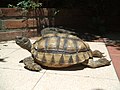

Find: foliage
<box><xmin>8</xmin><ymin>0</ymin><xmax>42</xmax><ymax>11</ymax></box>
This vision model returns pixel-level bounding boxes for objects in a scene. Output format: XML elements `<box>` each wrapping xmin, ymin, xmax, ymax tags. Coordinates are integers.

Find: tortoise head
<box><xmin>15</xmin><ymin>36</ymin><xmax>32</xmax><ymax>52</ymax></box>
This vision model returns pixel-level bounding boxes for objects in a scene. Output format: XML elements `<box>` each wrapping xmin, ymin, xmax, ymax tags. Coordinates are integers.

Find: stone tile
<box><xmin>0</xmin><ymin>46</ymin><xmax>29</xmax><ymax>64</ymax></box>
<box><xmin>0</xmin><ymin>48</ymin><xmax>44</xmax><ymax>72</ymax></box>
<box><xmin>0</xmin><ymin>40</ymin><xmax>20</xmax><ymax>49</ymax></box>
<box><xmin>0</xmin><ymin>48</ymin><xmax>18</xmax><ymax>59</ymax></box>
<box><xmin>0</xmin><ymin>41</ymin><xmax>20</xmax><ymax>69</ymax></box>
<box><xmin>7</xmin><ymin>48</ymin><xmax>31</xmax><ymax>62</ymax></box>
<box><xmin>0</xmin><ymin>69</ymin><xmax>46</xmax><ymax>90</ymax></box>
<box><xmin>0</xmin><ymin>41</ymin><xmax>46</xmax><ymax>72</ymax></box>
<box><xmin>33</xmin><ymin>73</ymin><xmax>120</xmax><ymax>90</ymax></box>
<box><xmin>0</xmin><ymin>40</ymin><xmax>34</xmax><ymax>59</ymax></box>
<box><xmin>46</xmin><ymin>64</ymin><xmax>118</xmax><ymax>80</ymax></box>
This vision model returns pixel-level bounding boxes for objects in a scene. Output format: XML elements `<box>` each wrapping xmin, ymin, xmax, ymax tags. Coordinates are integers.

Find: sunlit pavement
<box><xmin>0</xmin><ymin>39</ymin><xmax>120</xmax><ymax>90</ymax></box>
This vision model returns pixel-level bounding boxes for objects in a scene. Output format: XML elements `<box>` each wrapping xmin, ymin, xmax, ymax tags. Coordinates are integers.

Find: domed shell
<box><xmin>31</xmin><ymin>33</ymin><xmax>93</xmax><ymax>68</ymax></box>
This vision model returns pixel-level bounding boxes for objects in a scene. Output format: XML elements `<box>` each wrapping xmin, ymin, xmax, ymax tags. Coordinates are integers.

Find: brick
<box><xmin>0</xmin><ymin>8</ymin><xmax>49</xmax><ymax>17</ymax></box>
<box><xmin>0</xmin><ymin>29</ymin><xmax>37</xmax><ymax>41</ymax></box>
<box><xmin>0</xmin><ymin>19</ymin><xmax>37</xmax><ymax>29</ymax></box>
<box><xmin>0</xmin><ymin>8</ymin><xmax>23</xmax><ymax>17</ymax></box>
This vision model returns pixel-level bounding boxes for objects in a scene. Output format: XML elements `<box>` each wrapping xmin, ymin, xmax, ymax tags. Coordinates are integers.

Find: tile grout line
<box><xmin>31</xmin><ymin>70</ymin><xmax>47</xmax><ymax>90</ymax></box>
<box><xmin>42</xmin><ymin>71</ymin><xmax>118</xmax><ymax>81</ymax></box>
<box><xmin>0</xmin><ymin>48</ymin><xmax>21</xmax><ymax>58</ymax></box>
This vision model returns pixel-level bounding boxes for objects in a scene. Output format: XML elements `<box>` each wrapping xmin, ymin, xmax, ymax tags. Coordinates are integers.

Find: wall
<box><xmin>0</xmin><ymin>8</ymin><xmax>120</xmax><ymax>41</ymax></box>
<box><xmin>0</xmin><ymin>8</ymin><xmax>53</xmax><ymax>41</ymax></box>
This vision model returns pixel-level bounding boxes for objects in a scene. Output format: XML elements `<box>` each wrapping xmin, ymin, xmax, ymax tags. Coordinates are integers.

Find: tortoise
<box><xmin>15</xmin><ymin>29</ymin><xmax>111</xmax><ymax>71</ymax></box>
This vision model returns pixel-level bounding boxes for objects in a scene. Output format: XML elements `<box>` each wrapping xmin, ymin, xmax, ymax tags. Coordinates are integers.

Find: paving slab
<box><xmin>0</xmin><ymin>69</ymin><xmax>46</xmax><ymax>90</ymax></box>
<box><xmin>0</xmin><ymin>40</ymin><xmax>120</xmax><ymax>90</ymax></box>
<box><xmin>33</xmin><ymin>72</ymin><xmax>120</xmax><ymax>90</ymax></box>
<box><xmin>0</xmin><ymin>42</ymin><xmax>45</xmax><ymax>72</ymax></box>
<box><xmin>0</xmin><ymin>41</ymin><xmax>20</xmax><ymax>49</ymax></box>
<box><xmin>0</xmin><ymin>40</ymin><xmax>46</xmax><ymax>90</ymax></box>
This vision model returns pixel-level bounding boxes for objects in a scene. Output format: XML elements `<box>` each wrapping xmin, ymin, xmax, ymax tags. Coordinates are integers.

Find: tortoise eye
<box><xmin>16</xmin><ymin>36</ymin><xmax>23</xmax><ymax>40</ymax></box>
<box><xmin>23</xmin><ymin>39</ymin><xmax>28</xmax><ymax>43</ymax></box>
<box><xmin>18</xmin><ymin>37</ymin><xmax>22</xmax><ymax>40</ymax></box>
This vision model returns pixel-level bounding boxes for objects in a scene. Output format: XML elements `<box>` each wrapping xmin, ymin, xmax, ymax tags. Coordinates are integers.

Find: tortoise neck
<box><xmin>26</xmin><ymin>40</ymin><xmax>32</xmax><ymax>52</ymax></box>
<box><xmin>27</xmin><ymin>43</ymin><xmax>32</xmax><ymax>52</ymax></box>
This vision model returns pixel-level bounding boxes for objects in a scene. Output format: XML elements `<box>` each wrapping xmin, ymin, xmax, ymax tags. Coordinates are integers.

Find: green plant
<box><xmin>8</xmin><ymin>0</ymin><xmax>42</xmax><ymax>12</ymax></box>
<box><xmin>8</xmin><ymin>0</ymin><xmax>60</xmax><ymax>33</ymax></box>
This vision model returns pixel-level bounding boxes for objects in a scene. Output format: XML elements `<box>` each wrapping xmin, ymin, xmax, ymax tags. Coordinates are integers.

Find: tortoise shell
<box><xmin>31</xmin><ymin>33</ymin><xmax>93</xmax><ymax>68</ymax></box>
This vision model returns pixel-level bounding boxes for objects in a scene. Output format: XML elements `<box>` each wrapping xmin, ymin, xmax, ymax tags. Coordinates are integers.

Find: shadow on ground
<box><xmin>103</xmin><ymin>32</ymin><xmax>120</xmax><ymax>50</ymax></box>
<box><xmin>39</xmin><ymin>63</ymin><xmax>86</xmax><ymax>71</ymax></box>
<box><xmin>41</xmin><ymin>63</ymin><xmax>111</xmax><ymax>71</ymax></box>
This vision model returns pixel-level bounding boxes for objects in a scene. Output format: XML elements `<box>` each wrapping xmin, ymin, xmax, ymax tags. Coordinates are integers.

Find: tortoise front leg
<box><xmin>20</xmin><ymin>56</ymin><xmax>42</xmax><ymax>71</ymax></box>
<box><xmin>82</xmin><ymin>58</ymin><xmax>111</xmax><ymax>68</ymax></box>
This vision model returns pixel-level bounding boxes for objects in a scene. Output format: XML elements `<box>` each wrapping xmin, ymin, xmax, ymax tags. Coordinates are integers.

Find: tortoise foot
<box><xmin>83</xmin><ymin>58</ymin><xmax>111</xmax><ymax>68</ymax></box>
<box><xmin>97</xmin><ymin>58</ymin><xmax>111</xmax><ymax>66</ymax></box>
<box><xmin>20</xmin><ymin>56</ymin><xmax>42</xmax><ymax>71</ymax></box>
<box><xmin>24</xmin><ymin>63</ymin><xmax>42</xmax><ymax>72</ymax></box>
<box><xmin>92</xmin><ymin>50</ymin><xmax>104</xmax><ymax>58</ymax></box>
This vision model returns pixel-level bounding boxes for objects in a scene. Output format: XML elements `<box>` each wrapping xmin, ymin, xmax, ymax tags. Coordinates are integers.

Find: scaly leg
<box><xmin>20</xmin><ymin>56</ymin><xmax>42</xmax><ymax>71</ymax></box>
<box><xmin>82</xmin><ymin>58</ymin><xmax>111</xmax><ymax>68</ymax></box>
<box><xmin>92</xmin><ymin>50</ymin><xmax>105</xmax><ymax>58</ymax></box>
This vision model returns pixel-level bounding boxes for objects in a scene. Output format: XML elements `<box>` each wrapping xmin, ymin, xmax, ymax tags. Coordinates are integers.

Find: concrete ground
<box><xmin>0</xmin><ymin>39</ymin><xmax>120</xmax><ymax>90</ymax></box>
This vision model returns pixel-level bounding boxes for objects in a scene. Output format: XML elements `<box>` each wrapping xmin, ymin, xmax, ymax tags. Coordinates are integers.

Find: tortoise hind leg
<box><xmin>92</xmin><ymin>50</ymin><xmax>105</xmax><ymax>58</ymax></box>
<box><xmin>20</xmin><ymin>56</ymin><xmax>42</xmax><ymax>71</ymax></box>
<box><xmin>82</xmin><ymin>58</ymin><xmax>111</xmax><ymax>68</ymax></box>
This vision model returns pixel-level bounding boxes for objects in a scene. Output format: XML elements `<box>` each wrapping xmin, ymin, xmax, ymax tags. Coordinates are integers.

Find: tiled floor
<box><xmin>0</xmin><ymin>40</ymin><xmax>120</xmax><ymax>90</ymax></box>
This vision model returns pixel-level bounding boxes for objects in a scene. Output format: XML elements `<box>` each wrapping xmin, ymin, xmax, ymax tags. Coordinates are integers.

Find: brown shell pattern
<box><xmin>31</xmin><ymin>33</ymin><xmax>93</xmax><ymax>67</ymax></box>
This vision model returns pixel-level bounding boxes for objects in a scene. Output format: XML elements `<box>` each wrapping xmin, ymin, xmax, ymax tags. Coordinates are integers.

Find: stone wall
<box><xmin>0</xmin><ymin>8</ymin><xmax>37</xmax><ymax>41</ymax></box>
<box><xmin>0</xmin><ymin>8</ymin><xmax>53</xmax><ymax>41</ymax></box>
<box><xmin>0</xmin><ymin>8</ymin><xmax>120</xmax><ymax>41</ymax></box>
